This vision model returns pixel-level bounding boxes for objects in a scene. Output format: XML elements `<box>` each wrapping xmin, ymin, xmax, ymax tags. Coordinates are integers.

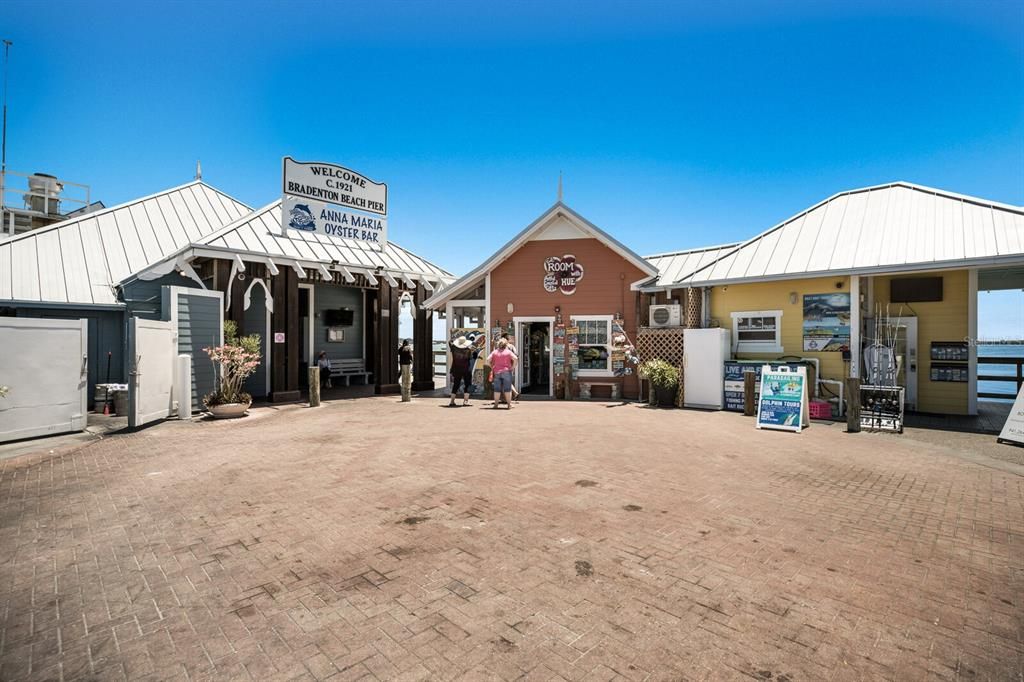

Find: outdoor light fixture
<box><xmin>507</xmin><ymin>302</ymin><xmax>514</xmax><ymax>313</ymax></box>
<box><xmin>789</xmin><ymin>292</ymin><xmax>798</xmax><ymax>304</ymax></box>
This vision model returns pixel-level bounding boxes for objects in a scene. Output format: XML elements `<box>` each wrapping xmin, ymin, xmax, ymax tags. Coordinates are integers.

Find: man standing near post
<box><xmin>398</xmin><ymin>339</ymin><xmax>413</xmax><ymax>402</ymax></box>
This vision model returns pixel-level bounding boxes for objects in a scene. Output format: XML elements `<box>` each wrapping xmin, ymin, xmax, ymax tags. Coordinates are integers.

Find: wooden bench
<box><xmin>327</xmin><ymin>358</ymin><xmax>372</xmax><ymax>386</ymax></box>
<box><xmin>579</xmin><ymin>381</ymin><xmax>620</xmax><ymax>400</ymax></box>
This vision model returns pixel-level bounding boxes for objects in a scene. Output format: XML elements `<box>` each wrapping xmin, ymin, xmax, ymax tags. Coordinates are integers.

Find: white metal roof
<box><xmin>423</xmin><ymin>201</ymin><xmax>659</xmax><ymax>310</ymax></box>
<box><xmin>644</xmin><ymin>243</ymin><xmax>741</xmax><ymax>287</ymax></box>
<box><xmin>0</xmin><ymin>181</ymin><xmax>250</xmax><ymax>306</ymax></box>
<box><xmin>664</xmin><ymin>182</ymin><xmax>1024</xmax><ymax>288</ymax></box>
<box><xmin>192</xmin><ymin>199</ymin><xmax>453</xmax><ymax>284</ymax></box>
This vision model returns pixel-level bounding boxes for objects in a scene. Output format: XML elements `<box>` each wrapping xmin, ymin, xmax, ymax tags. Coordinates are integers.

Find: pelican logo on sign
<box><xmin>287</xmin><ymin>203</ymin><xmax>316</xmax><ymax>231</ymax></box>
<box><xmin>543</xmin><ymin>255</ymin><xmax>584</xmax><ymax>295</ymax></box>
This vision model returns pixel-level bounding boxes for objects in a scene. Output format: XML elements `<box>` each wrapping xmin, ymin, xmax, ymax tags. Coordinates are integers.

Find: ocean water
<box><xmin>978</xmin><ymin>343</ymin><xmax>1024</xmax><ymax>402</ymax></box>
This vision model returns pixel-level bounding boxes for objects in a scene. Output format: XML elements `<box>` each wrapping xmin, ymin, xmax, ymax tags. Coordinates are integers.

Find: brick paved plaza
<box><xmin>1</xmin><ymin>397</ymin><xmax>1022</xmax><ymax>681</ymax></box>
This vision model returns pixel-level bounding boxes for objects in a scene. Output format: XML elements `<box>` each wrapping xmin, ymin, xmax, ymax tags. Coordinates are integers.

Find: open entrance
<box><xmin>515</xmin><ymin>317</ymin><xmax>554</xmax><ymax>397</ymax></box>
<box><xmin>978</xmin><ymin>268</ymin><xmax>1024</xmax><ymax>412</ymax></box>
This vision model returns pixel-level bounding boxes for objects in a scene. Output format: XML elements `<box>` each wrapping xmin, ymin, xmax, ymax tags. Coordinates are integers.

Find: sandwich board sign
<box><xmin>756</xmin><ymin>365</ymin><xmax>809</xmax><ymax>433</ymax></box>
<box><xmin>997</xmin><ymin>384</ymin><xmax>1024</xmax><ymax>445</ymax></box>
<box><xmin>281</xmin><ymin>157</ymin><xmax>388</xmax><ymax>251</ymax></box>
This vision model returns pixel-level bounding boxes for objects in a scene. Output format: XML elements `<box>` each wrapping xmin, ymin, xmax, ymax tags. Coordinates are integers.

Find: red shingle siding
<box><xmin>489</xmin><ymin>237</ymin><xmax>647</xmax><ymax>398</ymax></box>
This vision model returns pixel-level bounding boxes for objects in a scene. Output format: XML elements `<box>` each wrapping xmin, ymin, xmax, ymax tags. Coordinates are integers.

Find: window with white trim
<box><xmin>731</xmin><ymin>310</ymin><xmax>783</xmax><ymax>354</ymax></box>
<box><xmin>574</xmin><ymin>315</ymin><xmax>613</xmax><ymax>376</ymax></box>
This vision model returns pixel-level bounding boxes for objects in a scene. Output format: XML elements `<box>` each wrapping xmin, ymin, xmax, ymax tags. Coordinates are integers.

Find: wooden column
<box><xmin>374</xmin><ymin>279</ymin><xmax>401</xmax><ymax>394</ymax></box>
<box><xmin>412</xmin><ymin>286</ymin><xmax>434</xmax><ymax>391</ymax></box>
<box><xmin>269</xmin><ymin>269</ymin><xmax>301</xmax><ymax>402</ymax></box>
<box><xmin>846</xmin><ymin>377</ymin><xmax>861</xmax><ymax>433</ymax></box>
<box><xmin>743</xmin><ymin>371</ymin><xmax>757</xmax><ymax>416</ymax></box>
<box><xmin>285</xmin><ymin>268</ymin><xmax>300</xmax><ymax>392</ymax></box>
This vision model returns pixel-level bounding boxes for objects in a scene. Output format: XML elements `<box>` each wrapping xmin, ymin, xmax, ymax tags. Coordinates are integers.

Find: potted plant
<box><xmin>203</xmin><ymin>321</ymin><xmax>262</xmax><ymax>419</ymax></box>
<box><xmin>640</xmin><ymin>359</ymin><xmax>680</xmax><ymax>407</ymax></box>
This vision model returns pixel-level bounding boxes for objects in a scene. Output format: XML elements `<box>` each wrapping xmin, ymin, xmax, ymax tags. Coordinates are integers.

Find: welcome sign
<box><xmin>281</xmin><ymin>158</ymin><xmax>388</xmax><ymax>250</ymax></box>
<box><xmin>756</xmin><ymin>365</ymin><xmax>809</xmax><ymax>433</ymax></box>
<box><xmin>282</xmin><ymin>157</ymin><xmax>387</xmax><ymax>215</ymax></box>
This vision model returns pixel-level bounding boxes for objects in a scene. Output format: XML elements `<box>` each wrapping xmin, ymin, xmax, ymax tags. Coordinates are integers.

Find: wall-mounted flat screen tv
<box><xmin>324</xmin><ymin>308</ymin><xmax>355</xmax><ymax>326</ymax></box>
<box><xmin>890</xmin><ymin>277</ymin><xmax>942</xmax><ymax>303</ymax></box>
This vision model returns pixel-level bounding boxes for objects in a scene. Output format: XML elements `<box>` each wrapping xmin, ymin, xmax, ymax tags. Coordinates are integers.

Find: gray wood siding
<box><xmin>313</xmin><ymin>284</ymin><xmax>364</xmax><ymax>360</ymax></box>
<box><xmin>121</xmin><ymin>273</ymin><xmax>196</xmax><ymax>320</ymax></box>
<box><xmin>177</xmin><ymin>294</ymin><xmax>221</xmax><ymax>411</ymax></box>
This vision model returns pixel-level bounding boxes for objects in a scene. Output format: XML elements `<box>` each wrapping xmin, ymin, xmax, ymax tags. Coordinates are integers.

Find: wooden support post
<box><xmin>285</xmin><ymin>268</ymin><xmax>299</xmax><ymax>391</ymax></box>
<box><xmin>269</xmin><ymin>269</ymin><xmax>301</xmax><ymax>402</ymax></box>
<box><xmin>374</xmin><ymin>279</ymin><xmax>400</xmax><ymax>395</ymax></box>
<box><xmin>412</xmin><ymin>287</ymin><xmax>434</xmax><ymax>391</ymax></box>
<box><xmin>308</xmin><ymin>367</ymin><xmax>320</xmax><ymax>407</ymax></box>
<box><xmin>743</xmin><ymin>371</ymin><xmax>757</xmax><ymax>416</ymax></box>
<box><xmin>846</xmin><ymin>377</ymin><xmax>861</xmax><ymax>433</ymax></box>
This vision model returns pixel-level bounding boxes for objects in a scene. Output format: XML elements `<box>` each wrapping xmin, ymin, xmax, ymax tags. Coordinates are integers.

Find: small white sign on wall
<box><xmin>274</xmin><ymin>332</ymin><xmax>286</xmax><ymax>344</ymax></box>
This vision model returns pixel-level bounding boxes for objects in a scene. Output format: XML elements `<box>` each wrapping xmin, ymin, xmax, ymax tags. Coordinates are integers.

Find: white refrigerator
<box><xmin>683</xmin><ymin>328</ymin><xmax>732</xmax><ymax>409</ymax></box>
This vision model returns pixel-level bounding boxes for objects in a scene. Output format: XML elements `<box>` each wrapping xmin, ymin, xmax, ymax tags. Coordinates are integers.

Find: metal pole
<box><xmin>1</xmin><ymin>40</ymin><xmax>11</xmax><ymax>236</ymax></box>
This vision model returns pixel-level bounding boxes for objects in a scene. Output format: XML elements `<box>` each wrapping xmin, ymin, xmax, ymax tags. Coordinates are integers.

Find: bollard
<box><xmin>177</xmin><ymin>354</ymin><xmax>192</xmax><ymax>420</ymax></box>
<box><xmin>845</xmin><ymin>377</ymin><xmax>860</xmax><ymax>433</ymax></box>
<box><xmin>743</xmin><ymin>370</ymin><xmax>757</xmax><ymax>416</ymax></box>
<box><xmin>308</xmin><ymin>366</ymin><xmax>321</xmax><ymax>407</ymax></box>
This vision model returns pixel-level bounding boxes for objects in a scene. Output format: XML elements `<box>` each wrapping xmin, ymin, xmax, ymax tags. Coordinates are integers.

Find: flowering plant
<box><xmin>203</xmin><ymin>320</ymin><xmax>262</xmax><ymax>408</ymax></box>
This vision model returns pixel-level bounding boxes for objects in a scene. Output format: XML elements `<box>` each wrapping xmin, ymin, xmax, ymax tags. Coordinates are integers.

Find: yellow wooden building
<box><xmin>642</xmin><ymin>182</ymin><xmax>1024</xmax><ymax>416</ymax></box>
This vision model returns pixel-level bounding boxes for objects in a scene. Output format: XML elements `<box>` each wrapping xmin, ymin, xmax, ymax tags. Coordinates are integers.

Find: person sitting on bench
<box><xmin>317</xmin><ymin>351</ymin><xmax>332</xmax><ymax>389</ymax></box>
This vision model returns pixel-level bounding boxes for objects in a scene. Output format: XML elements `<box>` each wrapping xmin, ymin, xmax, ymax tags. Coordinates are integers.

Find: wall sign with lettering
<box><xmin>281</xmin><ymin>157</ymin><xmax>388</xmax><ymax>251</ymax></box>
<box><xmin>543</xmin><ymin>255</ymin><xmax>584</xmax><ymax>295</ymax></box>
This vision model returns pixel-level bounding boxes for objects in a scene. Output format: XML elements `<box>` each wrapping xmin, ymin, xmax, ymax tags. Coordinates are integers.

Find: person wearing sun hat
<box><xmin>448</xmin><ymin>334</ymin><xmax>474</xmax><ymax>406</ymax></box>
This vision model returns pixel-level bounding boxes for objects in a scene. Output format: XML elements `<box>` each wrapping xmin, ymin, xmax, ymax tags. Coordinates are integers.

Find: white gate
<box><xmin>0</xmin><ymin>318</ymin><xmax>88</xmax><ymax>443</ymax></box>
<box><xmin>127</xmin><ymin>318</ymin><xmax>177</xmax><ymax>428</ymax></box>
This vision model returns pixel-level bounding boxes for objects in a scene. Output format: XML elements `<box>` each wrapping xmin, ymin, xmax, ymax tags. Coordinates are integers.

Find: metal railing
<box><xmin>977</xmin><ymin>355</ymin><xmax>1024</xmax><ymax>400</ymax></box>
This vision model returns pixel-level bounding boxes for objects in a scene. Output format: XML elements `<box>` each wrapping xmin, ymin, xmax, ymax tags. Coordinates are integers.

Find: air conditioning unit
<box><xmin>649</xmin><ymin>304</ymin><xmax>682</xmax><ymax>328</ymax></box>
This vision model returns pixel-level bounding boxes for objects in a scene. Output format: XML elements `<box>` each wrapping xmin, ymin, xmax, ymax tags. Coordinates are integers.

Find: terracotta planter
<box><xmin>208</xmin><ymin>401</ymin><xmax>251</xmax><ymax>419</ymax></box>
<box><xmin>653</xmin><ymin>383</ymin><xmax>678</xmax><ymax>407</ymax></box>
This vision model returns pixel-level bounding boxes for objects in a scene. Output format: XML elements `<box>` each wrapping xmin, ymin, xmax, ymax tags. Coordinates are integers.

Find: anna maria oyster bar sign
<box><xmin>281</xmin><ymin>157</ymin><xmax>388</xmax><ymax>250</ymax></box>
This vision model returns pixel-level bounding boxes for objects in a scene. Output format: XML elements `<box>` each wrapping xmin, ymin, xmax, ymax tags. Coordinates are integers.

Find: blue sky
<box><xmin>5</xmin><ymin>0</ymin><xmax>1024</xmax><ymax>334</ymax></box>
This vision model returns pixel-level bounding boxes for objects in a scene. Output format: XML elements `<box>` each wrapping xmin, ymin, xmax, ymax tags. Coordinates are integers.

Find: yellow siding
<box><xmin>874</xmin><ymin>270</ymin><xmax>968</xmax><ymax>415</ymax></box>
<box><xmin>709</xmin><ymin>276</ymin><xmax>850</xmax><ymax>384</ymax></box>
<box><xmin>708</xmin><ymin>269</ymin><xmax>971</xmax><ymax>415</ymax></box>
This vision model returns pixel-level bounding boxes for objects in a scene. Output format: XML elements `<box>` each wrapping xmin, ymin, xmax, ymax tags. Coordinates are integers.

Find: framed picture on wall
<box><xmin>327</xmin><ymin>327</ymin><xmax>345</xmax><ymax>342</ymax></box>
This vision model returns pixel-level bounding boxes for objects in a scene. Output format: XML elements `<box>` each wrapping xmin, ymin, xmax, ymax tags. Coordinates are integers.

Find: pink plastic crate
<box><xmin>809</xmin><ymin>400</ymin><xmax>832</xmax><ymax>419</ymax></box>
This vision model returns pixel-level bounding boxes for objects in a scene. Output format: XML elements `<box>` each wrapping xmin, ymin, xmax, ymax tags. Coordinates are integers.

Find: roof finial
<box><xmin>557</xmin><ymin>171</ymin><xmax>563</xmax><ymax>202</ymax></box>
<box><xmin>194</xmin><ymin>159</ymin><xmax>202</xmax><ymax>181</ymax></box>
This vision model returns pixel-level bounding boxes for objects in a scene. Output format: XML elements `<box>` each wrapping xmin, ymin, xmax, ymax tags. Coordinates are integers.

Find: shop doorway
<box><xmin>514</xmin><ymin>317</ymin><xmax>554</xmax><ymax>397</ymax></box>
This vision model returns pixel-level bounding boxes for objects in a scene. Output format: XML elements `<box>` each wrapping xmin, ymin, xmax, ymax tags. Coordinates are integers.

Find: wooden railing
<box><xmin>977</xmin><ymin>356</ymin><xmax>1024</xmax><ymax>400</ymax></box>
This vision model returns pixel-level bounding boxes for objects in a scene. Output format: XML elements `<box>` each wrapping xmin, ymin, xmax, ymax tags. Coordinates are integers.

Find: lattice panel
<box><xmin>685</xmin><ymin>288</ymin><xmax>703</xmax><ymax>327</ymax></box>
<box><xmin>636</xmin><ymin>327</ymin><xmax>686</xmax><ymax>368</ymax></box>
